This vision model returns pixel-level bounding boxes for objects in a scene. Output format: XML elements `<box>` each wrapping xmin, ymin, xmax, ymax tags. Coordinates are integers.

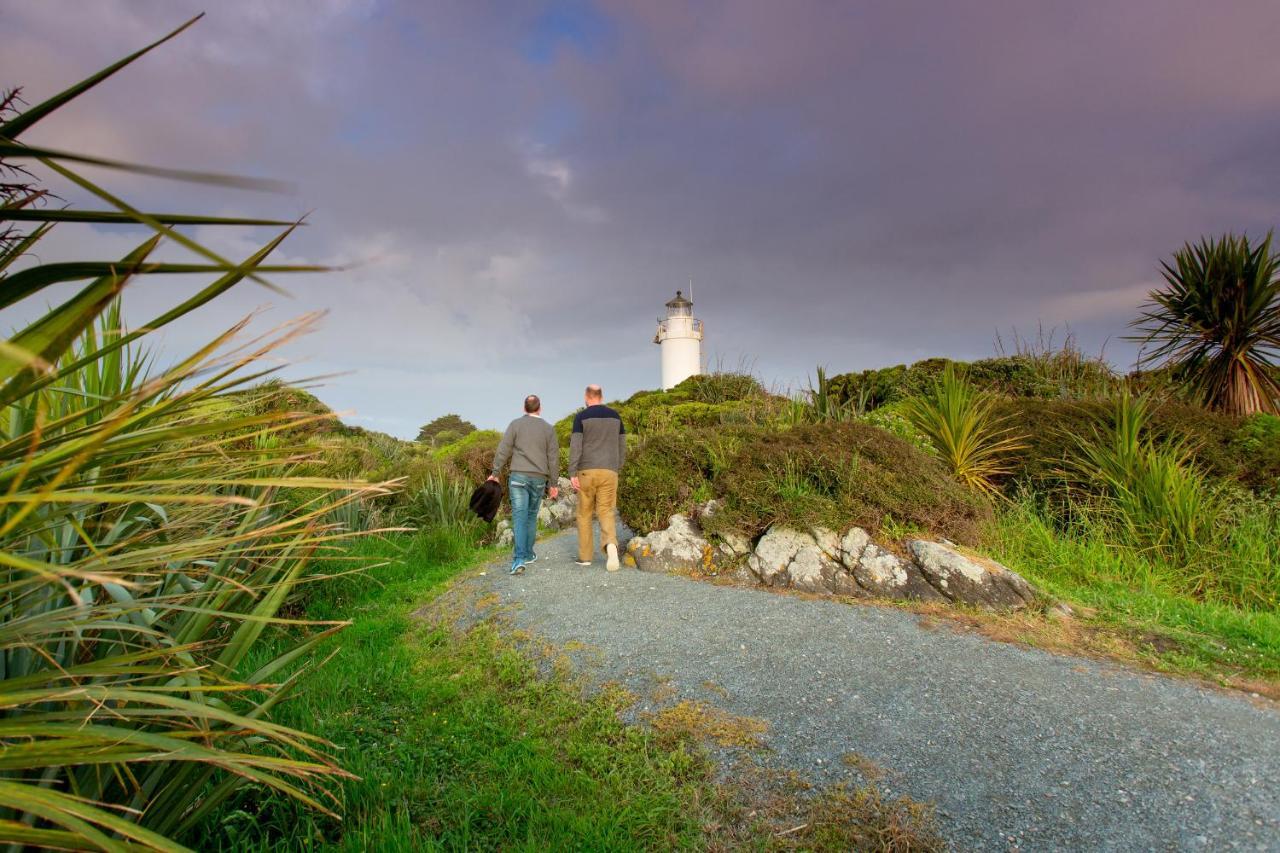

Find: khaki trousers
<box><xmin>576</xmin><ymin>468</ymin><xmax>618</xmax><ymax>562</ymax></box>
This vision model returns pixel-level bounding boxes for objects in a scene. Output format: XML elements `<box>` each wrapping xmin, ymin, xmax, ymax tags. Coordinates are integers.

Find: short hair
<box><xmin>524</xmin><ymin>395</ymin><xmax>540</xmax><ymax>413</ymax></box>
<box><xmin>585</xmin><ymin>384</ymin><xmax>603</xmax><ymax>401</ymax></box>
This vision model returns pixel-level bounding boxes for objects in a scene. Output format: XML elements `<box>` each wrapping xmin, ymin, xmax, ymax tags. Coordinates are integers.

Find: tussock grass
<box><xmin>987</xmin><ymin>497</ymin><xmax>1280</xmax><ymax>690</ymax></box>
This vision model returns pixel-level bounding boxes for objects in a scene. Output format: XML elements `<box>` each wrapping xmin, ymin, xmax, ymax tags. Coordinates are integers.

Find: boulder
<box><xmin>495</xmin><ymin>519</ymin><xmax>514</xmax><ymax>548</ymax></box>
<box><xmin>747</xmin><ymin>527</ymin><xmax>815</xmax><ymax>586</ymax></box>
<box><xmin>811</xmin><ymin>526</ymin><xmax>842</xmax><ymax>562</ymax></box>
<box><xmin>546</xmin><ymin>498</ymin><xmax>576</xmax><ymax>529</ymax></box>
<box><xmin>908</xmin><ymin>540</ymin><xmax>1037</xmax><ymax>609</ymax></box>
<box><xmin>838</xmin><ymin>527</ymin><xmax>871</xmax><ymax>567</ymax></box>
<box><xmin>714</xmin><ymin>530</ymin><xmax>753</xmax><ymax>566</ymax></box>
<box><xmin>852</xmin><ymin>544</ymin><xmax>946</xmax><ymax>602</ymax></box>
<box><xmin>787</xmin><ymin>544</ymin><xmax>841</xmax><ymax>594</ymax></box>
<box><xmin>625</xmin><ymin>514</ymin><xmax>713</xmax><ymax>573</ymax></box>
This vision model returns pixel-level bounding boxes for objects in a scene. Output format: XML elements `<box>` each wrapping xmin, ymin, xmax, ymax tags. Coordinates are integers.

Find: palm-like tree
<box><xmin>1132</xmin><ymin>233</ymin><xmax>1280</xmax><ymax>416</ymax></box>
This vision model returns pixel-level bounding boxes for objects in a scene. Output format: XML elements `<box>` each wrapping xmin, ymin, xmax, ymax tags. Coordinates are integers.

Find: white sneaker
<box><xmin>605</xmin><ymin>543</ymin><xmax>619</xmax><ymax>572</ymax></box>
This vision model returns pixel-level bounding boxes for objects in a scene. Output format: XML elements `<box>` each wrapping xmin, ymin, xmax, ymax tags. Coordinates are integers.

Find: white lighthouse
<box><xmin>654</xmin><ymin>290</ymin><xmax>703</xmax><ymax>390</ymax></box>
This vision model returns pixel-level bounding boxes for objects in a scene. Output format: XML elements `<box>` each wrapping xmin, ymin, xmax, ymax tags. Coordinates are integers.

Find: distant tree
<box><xmin>417</xmin><ymin>413</ymin><xmax>476</xmax><ymax>444</ymax></box>
<box><xmin>1132</xmin><ymin>233</ymin><xmax>1280</xmax><ymax>416</ymax></box>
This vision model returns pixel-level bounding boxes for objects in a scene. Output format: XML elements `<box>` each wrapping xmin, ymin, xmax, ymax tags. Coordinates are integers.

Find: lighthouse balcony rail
<box><xmin>654</xmin><ymin>317</ymin><xmax>703</xmax><ymax>342</ymax></box>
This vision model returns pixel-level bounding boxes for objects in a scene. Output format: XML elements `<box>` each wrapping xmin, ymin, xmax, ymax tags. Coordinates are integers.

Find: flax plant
<box><xmin>1068</xmin><ymin>394</ymin><xmax>1218</xmax><ymax>567</ymax></box>
<box><xmin>901</xmin><ymin>364</ymin><xmax>1027</xmax><ymax>498</ymax></box>
<box><xmin>0</xmin><ymin>17</ymin><xmax>392</xmax><ymax>850</ymax></box>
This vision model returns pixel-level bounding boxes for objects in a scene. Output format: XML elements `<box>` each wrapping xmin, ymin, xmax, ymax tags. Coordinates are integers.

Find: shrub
<box><xmin>705</xmin><ymin>422</ymin><xmax>991</xmax><ymax>543</ymax></box>
<box><xmin>672</xmin><ymin>371</ymin><xmax>766</xmax><ymax>404</ymax></box>
<box><xmin>434</xmin><ymin>429</ymin><xmax>502</xmax><ymax>482</ymax></box>
<box><xmin>1067</xmin><ymin>395</ymin><xmax>1219</xmax><ymax>565</ymax></box>
<box><xmin>1233</xmin><ymin>414</ymin><xmax>1280</xmax><ymax>493</ymax></box>
<box><xmin>827</xmin><ymin>351</ymin><xmax>1120</xmax><ymax>412</ymax></box>
<box><xmin>618</xmin><ymin>431</ymin><xmax>716</xmax><ymax>532</ymax></box>
<box><xmin>901</xmin><ymin>365</ymin><xmax>1027</xmax><ymax>498</ymax></box>
<box><xmin>995</xmin><ymin>398</ymin><xmax>1279</xmax><ymax>499</ymax></box>
<box><xmin>859</xmin><ymin>400</ymin><xmax>933</xmax><ymax>452</ymax></box>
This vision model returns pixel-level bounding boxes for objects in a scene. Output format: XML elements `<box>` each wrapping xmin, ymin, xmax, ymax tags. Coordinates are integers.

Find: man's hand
<box><xmin>548</xmin><ymin>486</ymin><xmax>559</xmax><ymax>500</ymax></box>
<box><xmin>570</xmin><ymin>476</ymin><xmax>580</xmax><ymax>491</ymax></box>
<box><xmin>486</xmin><ymin>475</ymin><xmax>499</xmax><ymax>483</ymax></box>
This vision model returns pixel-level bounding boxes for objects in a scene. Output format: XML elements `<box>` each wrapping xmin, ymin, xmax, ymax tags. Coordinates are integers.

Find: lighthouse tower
<box><xmin>654</xmin><ymin>290</ymin><xmax>703</xmax><ymax>390</ymax></box>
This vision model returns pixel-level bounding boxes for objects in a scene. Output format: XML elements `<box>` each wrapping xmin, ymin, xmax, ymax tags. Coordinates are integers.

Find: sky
<box><xmin>4</xmin><ymin>0</ymin><xmax>1279</xmax><ymax>436</ymax></box>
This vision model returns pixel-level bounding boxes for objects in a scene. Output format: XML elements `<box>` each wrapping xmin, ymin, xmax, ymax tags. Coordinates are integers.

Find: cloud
<box><xmin>4</xmin><ymin>0</ymin><xmax>1279</xmax><ymax>435</ymax></box>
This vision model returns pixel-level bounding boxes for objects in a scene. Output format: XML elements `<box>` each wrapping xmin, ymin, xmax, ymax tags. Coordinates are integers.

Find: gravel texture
<box><xmin>474</xmin><ymin>529</ymin><xmax>1280</xmax><ymax>851</ymax></box>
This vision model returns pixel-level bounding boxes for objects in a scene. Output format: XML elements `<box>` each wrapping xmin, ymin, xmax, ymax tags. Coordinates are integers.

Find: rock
<box><xmin>853</xmin><ymin>544</ymin><xmax>946</xmax><ymax>602</ymax></box>
<box><xmin>907</xmin><ymin>540</ymin><xmax>1038</xmax><ymax>609</ymax></box>
<box><xmin>748</xmin><ymin>527</ymin><xmax>815</xmax><ymax>586</ymax></box>
<box><xmin>838</xmin><ymin>527</ymin><xmax>871</xmax><ymax>568</ymax></box>
<box><xmin>626</xmin><ymin>514</ymin><xmax>714</xmax><ymax>573</ymax></box>
<box><xmin>1047</xmin><ymin>601</ymin><xmax>1074</xmax><ymax>620</ymax></box>
<box><xmin>787</xmin><ymin>545</ymin><xmax>839</xmax><ymax>594</ymax></box>
<box><xmin>546</xmin><ymin>498</ymin><xmax>576</xmax><ymax>529</ymax></box>
<box><xmin>811</xmin><ymin>526</ymin><xmax>841</xmax><ymax>561</ymax></box>
<box><xmin>714</xmin><ymin>531</ymin><xmax>753</xmax><ymax>567</ymax></box>
<box><xmin>495</xmin><ymin>519</ymin><xmax>514</xmax><ymax>548</ymax></box>
<box><xmin>537</xmin><ymin>505</ymin><xmax>552</xmax><ymax>528</ymax></box>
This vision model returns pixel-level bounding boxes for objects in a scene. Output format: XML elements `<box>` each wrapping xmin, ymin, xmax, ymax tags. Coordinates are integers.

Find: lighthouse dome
<box><xmin>664</xmin><ymin>290</ymin><xmax>693</xmax><ymax>317</ymax></box>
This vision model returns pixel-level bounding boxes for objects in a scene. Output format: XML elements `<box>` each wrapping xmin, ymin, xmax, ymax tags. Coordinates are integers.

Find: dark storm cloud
<box><xmin>4</xmin><ymin>0</ymin><xmax>1278</xmax><ymax>433</ymax></box>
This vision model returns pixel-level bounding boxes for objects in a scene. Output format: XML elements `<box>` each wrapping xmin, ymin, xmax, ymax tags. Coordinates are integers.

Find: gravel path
<box><xmin>473</xmin><ymin>529</ymin><xmax>1280</xmax><ymax>851</ymax></box>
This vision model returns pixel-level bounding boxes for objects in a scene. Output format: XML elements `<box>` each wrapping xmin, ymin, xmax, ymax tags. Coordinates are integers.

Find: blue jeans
<box><xmin>508</xmin><ymin>473</ymin><xmax>546</xmax><ymax>565</ymax></box>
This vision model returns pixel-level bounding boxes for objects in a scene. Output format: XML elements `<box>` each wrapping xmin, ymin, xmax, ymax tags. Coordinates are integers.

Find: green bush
<box><xmin>619</xmin><ymin>422</ymin><xmax>990</xmax><ymax>544</ymax></box>
<box><xmin>619</xmin><ymin>430</ymin><xmax>718</xmax><ymax>532</ymax></box>
<box><xmin>1067</xmin><ymin>395</ymin><xmax>1219</xmax><ymax>565</ymax></box>
<box><xmin>707</xmin><ymin>422</ymin><xmax>991</xmax><ymax>543</ymax></box>
<box><xmin>828</xmin><ymin>352</ymin><xmax>1120</xmax><ymax>412</ymax></box>
<box><xmin>434</xmin><ymin>429</ymin><xmax>502</xmax><ymax>482</ymax></box>
<box><xmin>859</xmin><ymin>401</ymin><xmax>932</xmax><ymax>451</ymax></box>
<box><xmin>993</xmin><ymin>398</ymin><xmax>1278</xmax><ymax>499</ymax></box>
<box><xmin>1233</xmin><ymin>414</ymin><xmax>1280</xmax><ymax>492</ymax></box>
<box><xmin>673</xmin><ymin>371</ymin><xmax>767</xmax><ymax>404</ymax></box>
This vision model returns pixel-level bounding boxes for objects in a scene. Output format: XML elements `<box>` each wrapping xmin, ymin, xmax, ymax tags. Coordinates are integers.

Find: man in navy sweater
<box><xmin>568</xmin><ymin>384</ymin><xmax>626</xmax><ymax>571</ymax></box>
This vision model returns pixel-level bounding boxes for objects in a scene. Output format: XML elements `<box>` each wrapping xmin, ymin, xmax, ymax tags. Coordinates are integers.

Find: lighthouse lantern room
<box><xmin>654</xmin><ymin>290</ymin><xmax>703</xmax><ymax>390</ymax></box>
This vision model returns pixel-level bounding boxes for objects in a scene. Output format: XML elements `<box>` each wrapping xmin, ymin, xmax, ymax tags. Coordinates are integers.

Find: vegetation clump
<box><xmin>416</xmin><ymin>412</ymin><xmax>477</xmax><ymax>445</ymax></box>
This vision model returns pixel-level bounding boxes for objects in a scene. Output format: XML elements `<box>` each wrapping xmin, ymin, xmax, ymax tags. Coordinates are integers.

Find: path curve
<box><xmin>476</xmin><ymin>530</ymin><xmax>1279</xmax><ymax>851</ymax></box>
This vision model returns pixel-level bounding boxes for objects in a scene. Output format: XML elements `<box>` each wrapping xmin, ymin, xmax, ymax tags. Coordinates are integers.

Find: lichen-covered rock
<box><xmin>787</xmin><ymin>544</ymin><xmax>840</xmax><ymax>593</ymax></box>
<box><xmin>811</xmin><ymin>526</ymin><xmax>841</xmax><ymax>562</ymax></box>
<box><xmin>908</xmin><ymin>540</ymin><xmax>1037</xmax><ymax>609</ymax></box>
<box><xmin>839</xmin><ymin>527</ymin><xmax>871</xmax><ymax>567</ymax></box>
<box><xmin>748</xmin><ymin>527</ymin><xmax>815</xmax><ymax>586</ymax></box>
<box><xmin>714</xmin><ymin>531</ymin><xmax>753</xmax><ymax>566</ymax></box>
<box><xmin>495</xmin><ymin>519</ymin><xmax>513</xmax><ymax>548</ymax></box>
<box><xmin>852</xmin><ymin>544</ymin><xmax>947</xmax><ymax>602</ymax></box>
<box><xmin>625</xmin><ymin>514</ymin><xmax>713</xmax><ymax>573</ymax></box>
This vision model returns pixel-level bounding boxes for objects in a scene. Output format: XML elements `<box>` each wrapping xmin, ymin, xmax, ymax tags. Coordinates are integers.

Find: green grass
<box><xmin>190</xmin><ymin>530</ymin><xmax>719</xmax><ymax>850</ymax></box>
<box><xmin>987</xmin><ymin>499</ymin><xmax>1280</xmax><ymax>688</ymax></box>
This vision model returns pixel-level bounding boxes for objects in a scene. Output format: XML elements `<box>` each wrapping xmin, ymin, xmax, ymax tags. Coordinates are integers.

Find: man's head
<box><xmin>524</xmin><ymin>395</ymin><xmax>541</xmax><ymax>414</ymax></box>
<box><xmin>584</xmin><ymin>384</ymin><xmax>603</xmax><ymax>405</ymax></box>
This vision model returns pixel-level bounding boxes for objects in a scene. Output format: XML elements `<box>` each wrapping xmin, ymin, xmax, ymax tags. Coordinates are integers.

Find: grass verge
<box><xmin>191</xmin><ymin>529</ymin><xmax>943</xmax><ymax>850</ymax></box>
<box><xmin>985</xmin><ymin>501</ymin><xmax>1280</xmax><ymax>697</ymax></box>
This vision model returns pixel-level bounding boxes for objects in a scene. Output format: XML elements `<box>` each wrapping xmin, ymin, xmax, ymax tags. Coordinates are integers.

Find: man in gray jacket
<box><xmin>489</xmin><ymin>395</ymin><xmax>559</xmax><ymax>574</ymax></box>
<box><xmin>569</xmin><ymin>384</ymin><xmax>626</xmax><ymax>571</ymax></box>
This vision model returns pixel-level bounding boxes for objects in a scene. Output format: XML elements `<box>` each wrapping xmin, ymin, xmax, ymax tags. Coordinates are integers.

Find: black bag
<box><xmin>468</xmin><ymin>479</ymin><xmax>504</xmax><ymax>523</ymax></box>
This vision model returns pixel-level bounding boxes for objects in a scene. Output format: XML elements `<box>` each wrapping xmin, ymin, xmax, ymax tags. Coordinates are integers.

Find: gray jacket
<box><xmin>492</xmin><ymin>415</ymin><xmax>559</xmax><ymax>482</ymax></box>
<box><xmin>568</xmin><ymin>404</ymin><xmax>626</xmax><ymax>475</ymax></box>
